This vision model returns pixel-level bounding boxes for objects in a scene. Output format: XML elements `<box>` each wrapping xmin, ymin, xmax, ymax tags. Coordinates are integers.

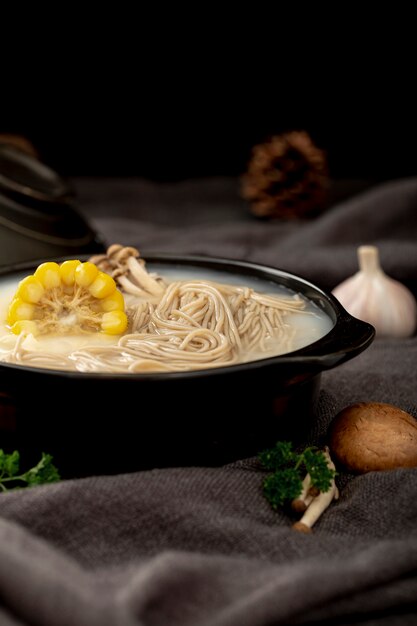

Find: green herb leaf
<box><xmin>258</xmin><ymin>441</ymin><xmax>296</xmax><ymax>471</ymax></box>
<box><xmin>304</xmin><ymin>448</ymin><xmax>336</xmax><ymax>493</ymax></box>
<box><xmin>21</xmin><ymin>453</ymin><xmax>61</xmax><ymax>486</ymax></box>
<box><xmin>263</xmin><ymin>469</ymin><xmax>302</xmax><ymax>509</ymax></box>
<box><xmin>0</xmin><ymin>449</ymin><xmax>60</xmax><ymax>492</ymax></box>
<box><xmin>4</xmin><ymin>450</ymin><xmax>20</xmax><ymax>478</ymax></box>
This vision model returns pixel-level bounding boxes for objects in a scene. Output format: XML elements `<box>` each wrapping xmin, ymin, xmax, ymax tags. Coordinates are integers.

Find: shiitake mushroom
<box><xmin>329</xmin><ymin>402</ymin><xmax>417</xmax><ymax>473</ymax></box>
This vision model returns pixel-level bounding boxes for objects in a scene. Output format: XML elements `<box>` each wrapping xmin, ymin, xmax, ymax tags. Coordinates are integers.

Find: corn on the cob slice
<box><xmin>75</xmin><ymin>261</ymin><xmax>99</xmax><ymax>287</ymax></box>
<box><xmin>7</xmin><ymin>260</ymin><xmax>127</xmax><ymax>336</ymax></box>
<box><xmin>89</xmin><ymin>273</ymin><xmax>117</xmax><ymax>299</ymax></box>
<box><xmin>100</xmin><ymin>289</ymin><xmax>125</xmax><ymax>312</ymax></box>
<box><xmin>60</xmin><ymin>260</ymin><xmax>81</xmax><ymax>286</ymax></box>
<box><xmin>7</xmin><ymin>299</ymin><xmax>35</xmax><ymax>324</ymax></box>
<box><xmin>101</xmin><ymin>310</ymin><xmax>128</xmax><ymax>335</ymax></box>
<box><xmin>15</xmin><ymin>276</ymin><xmax>44</xmax><ymax>304</ymax></box>
<box><xmin>34</xmin><ymin>262</ymin><xmax>61</xmax><ymax>289</ymax></box>
<box><xmin>10</xmin><ymin>320</ymin><xmax>39</xmax><ymax>336</ymax></box>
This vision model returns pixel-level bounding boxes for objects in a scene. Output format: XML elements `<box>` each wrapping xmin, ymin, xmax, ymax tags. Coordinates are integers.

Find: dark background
<box><xmin>2</xmin><ymin>28</ymin><xmax>416</xmax><ymax>183</ymax></box>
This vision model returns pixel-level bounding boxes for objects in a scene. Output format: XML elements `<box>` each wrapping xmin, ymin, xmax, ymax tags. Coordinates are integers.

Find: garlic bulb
<box><xmin>332</xmin><ymin>245</ymin><xmax>417</xmax><ymax>338</ymax></box>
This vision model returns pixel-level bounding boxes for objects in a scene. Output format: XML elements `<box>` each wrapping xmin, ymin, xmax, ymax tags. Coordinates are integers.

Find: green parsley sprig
<box><xmin>259</xmin><ymin>441</ymin><xmax>336</xmax><ymax>510</ymax></box>
<box><xmin>0</xmin><ymin>449</ymin><xmax>60</xmax><ymax>492</ymax></box>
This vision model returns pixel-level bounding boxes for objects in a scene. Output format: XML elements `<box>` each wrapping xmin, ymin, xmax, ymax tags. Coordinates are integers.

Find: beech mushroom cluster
<box><xmin>90</xmin><ymin>245</ymin><xmax>165</xmax><ymax>299</ymax></box>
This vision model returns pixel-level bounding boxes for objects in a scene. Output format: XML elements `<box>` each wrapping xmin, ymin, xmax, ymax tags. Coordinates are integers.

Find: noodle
<box><xmin>0</xmin><ymin>275</ymin><xmax>315</xmax><ymax>373</ymax></box>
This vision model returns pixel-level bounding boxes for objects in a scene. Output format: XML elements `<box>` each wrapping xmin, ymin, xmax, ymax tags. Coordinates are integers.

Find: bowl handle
<box><xmin>296</xmin><ymin>313</ymin><xmax>375</xmax><ymax>371</ymax></box>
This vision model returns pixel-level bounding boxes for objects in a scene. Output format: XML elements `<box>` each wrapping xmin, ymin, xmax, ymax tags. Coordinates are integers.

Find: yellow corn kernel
<box><xmin>75</xmin><ymin>262</ymin><xmax>99</xmax><ymax>287</ymax></box>
<box><xmin>60</xmin><ymin>260</ymin><xmax>81</xmax><ymax>286</ymax></box>
<box><xmin>100</xmin><ymin>289</ymin><xmax>125</xmax><ymax>312</ymax></box>
<box><xmin>10</xmin><ymin>320</ymin><xmax>39</xmax><ymax>336</ymax></box>
<box><xmin>34</xmin><ymin>262</ymin><xmax>61</xmax><ymax>289</ymax></box>
<box><xmin>16</xmin><ymin>276</ymin><xmax>44</xmax><ymax>304</ymax></box>
<box><xmin>89</xmin><ymin>272</ymin><xmax>117</xmax><ymax>299</ymax></box>
<box><xmin>101</xmin><ymin>310</ymin><xmax>128</xmax><ymax>335</ymax></box>
<box><xmin>7</xmin><ymin>298</ymin><xmax>35</xmax><ymax>325</ymax></box>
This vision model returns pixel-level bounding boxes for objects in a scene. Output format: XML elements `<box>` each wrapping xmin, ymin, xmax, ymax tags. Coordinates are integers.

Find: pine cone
<box><xmin>241</xmin><ymin>131</ymin><xmax>328</xmax><ymax>219</ymax></box>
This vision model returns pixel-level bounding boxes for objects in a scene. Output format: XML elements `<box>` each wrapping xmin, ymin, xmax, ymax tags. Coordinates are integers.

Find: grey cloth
<box><xmin>1</xmin><ymin>177</ymin><xmax>417</xmax><ymax>625</ymax></box>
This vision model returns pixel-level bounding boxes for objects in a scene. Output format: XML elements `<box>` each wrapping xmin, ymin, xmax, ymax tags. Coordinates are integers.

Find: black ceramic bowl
<box><xmin>0</xmin><ymin>255</ymin><xmax>374</xmax><ymax>477</ymax></box>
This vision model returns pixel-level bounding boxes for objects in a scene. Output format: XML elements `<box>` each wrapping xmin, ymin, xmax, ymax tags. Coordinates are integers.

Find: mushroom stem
<box><xmin>293</xmin><ymin>482</ymin><xmax>338</xmax><ymax>532</ymax></box>
<box><xmin>292</xmin><ymin>447</ymin><xmax>339</xmax><ymax>532</ymax></box>
<box><xmin>127</xmin><ymin>257</ymin><xmax>164</xmax><ymax>296</ymax></box>
<box><xmin>117</xmin><ymin>275</ymin><xmax>149</xmax><ymax>297</ymax></box>
<box><xmin>291</xmin><ymin>473</ymin><xmax>314</xmax><ymax>513</ymax></box>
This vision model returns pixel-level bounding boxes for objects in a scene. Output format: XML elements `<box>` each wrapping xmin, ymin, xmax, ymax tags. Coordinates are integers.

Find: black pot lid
<box><xmin>0</xmin><ymin>144</ymin><xmax>72</xmax><ymax>204</ymax></box>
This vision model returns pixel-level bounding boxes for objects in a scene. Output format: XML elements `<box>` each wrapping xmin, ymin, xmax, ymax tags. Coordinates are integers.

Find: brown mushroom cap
<box><xmin>107</xmin><ymin>245</ymin><xmax>140</xmax><ymax>265</ymax></box>
<box><xmin>329</xmin><ymin>402</ymin><xmax>417</xmax><ymax>473</ymax></box>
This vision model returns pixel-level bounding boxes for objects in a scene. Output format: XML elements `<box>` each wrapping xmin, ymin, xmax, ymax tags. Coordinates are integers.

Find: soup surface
<box><xmin>0</xmin><ymin>258</ymin><xmax>334</xmax><ymax>373</ymax></box>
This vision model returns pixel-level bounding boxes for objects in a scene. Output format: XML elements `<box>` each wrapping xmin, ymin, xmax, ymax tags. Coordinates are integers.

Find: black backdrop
<box><xmin>2</xmin><ymin>32</ymin><xmax>416</xmax><ymax>182</ymax></box>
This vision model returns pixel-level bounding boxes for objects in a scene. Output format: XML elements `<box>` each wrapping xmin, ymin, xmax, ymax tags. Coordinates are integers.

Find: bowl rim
<box><xmin>0</xmin><ymin>253</ymin><xmax>375</xmax><ymax>380</ymax></box>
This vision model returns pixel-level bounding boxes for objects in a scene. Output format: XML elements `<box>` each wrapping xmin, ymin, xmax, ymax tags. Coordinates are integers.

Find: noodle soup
<box><xmin>0</xmin><ymin>254</ymin><xmax>334</xmax><ymax>374</ymax></box>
